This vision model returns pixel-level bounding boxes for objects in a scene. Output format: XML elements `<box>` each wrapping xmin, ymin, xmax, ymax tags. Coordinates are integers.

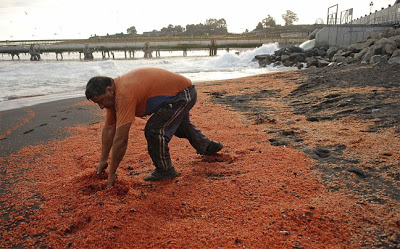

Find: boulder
<box><xmin>375</xmin><ymin>37</ymin><xmax>390</xmax><ymax>47</ymax></box>
<box><xmin>312</xmin><ymin>48</ymin><xmax>327</xmax><ymax>57</ymax></box>
<box><xmin>254</xmin><ymin>54</ymin><xmax>273</xmax><ymax>66</ymax></box>
<box><xmin>345</xmin><ymin>57</ymin><xmax>357</xmax><ymax>64</ymax></box>
<box><xmin>372</xmin><ymin>44</ymin><xmax>383</xmax><ymax>55</ymax></box>
<box><xmin>289</xmin><ymin>52</ymin><xmax>306</xmax><ymax>62</ymax></box>
<box><xmin>369</xmin><ymin>33</ymin><xmax>383</xmax><ymax>40</ymax></box>
<box><xmin>383</xmin><ymin>43</ymin><xmax>398</xmax><ymax>55</ymax></box>
<box><xmin>283</xmin><ymin>60</ymin><xmax>294</xmax><ymax>67</ymax></box>
<box><xmin>332</xmin><ymin>54</ymin><xmax>345</xmax><ymax>63</ymax></box>
<box><xmin>364</xmin><ymin>38</ymin><xmax>377</xmax><ymax>47</ymax></box>
<box><xmin>348</xmin><ymin>43</ymin><xmax>364</xmax><ymax>53</ymax></box>
<box><xmin>361</xmin><ymin>44</ymin><xmax>384</xmax><ymax>62</ymax></box>
<box><xmin>388</xmin><ymin>57</ymin><xmax>400</xmax><ymax>65</ymax></box>
<box><xmin>281</xmin><ymin>55</ymin><xmax>290</xmax><ymax>62</ymax></box>
<box><xmin>354</xmin><ymin>47</ymin><xmax>368</xmax><ymax>60</ymax></box>
<box><xmin>318</xmin><ymin>59</ymin><xmax>330</xmax><ymax>68</ymax></box>
<box><xmin>274</xmin><ymin>48</ymin><xmax>285</xmax><ymax>56</ymax></box>
<box><xmin>304</xmin><ymin>49</ymin><xmax>313</xmax><ymax>57</ymax></box>
<box><xmin>361</xmin><ymin>47</ymin><xmax>376</xmax><ymax>62</ymax></box>
<box><xmin>254</xmin><ymin>25</ymin><xmax>400</xmax><ymax>69</ymax></box>
<box><xmin>254</xmin><ymin>54</ymin><xmax>269</xmax><ymax>60</ymax></box>
<box><xmin>327</xmin><ymin>47</ymin><xmax>340</xmax><ymax>59</ymax></box>
<box><xmin>306</xmin><ymin>57</ymin><xmax>318</xmax><ymax>68</ymax></box>
<box><xmin>320</xmin><ymin>44</ymin><xmax>330</xmax><ymax>51</ymax></box>
<box><xmin>296</xmin><ymin>62</ymin><xmax>304</xmax><ymax>69</ymax></box>
<box><xmin>391</xmin><ymin>49</ymin><xmax>400</xmax><ymax>58</ymax></box>
<box><xmin>382</xmin><ymin>28</ymin><xmax>395</xmax><ymax>38</ymax></box>
<box><xmin>385</xmin><ymin>27</ymin><xmax>400</xmax><ymax>37</ymax></box>
<box><xmin>370</xmin><ymin>55</ymin><xmax>387</xmax><ymax>64</ymax></box>
<box><xmin>341</xmin><ymin>51</ymin><xmax>353</xmax><ymax>57</ymax></box>
<box><xmin>286</xmin><ymin>45</ymin><xmax>304</xmax><ymax>53</ymax></box>
<box><xmin>388</xmin><ymin>35</ymin><xmax>400</xmax><ymax>48</ymax></box>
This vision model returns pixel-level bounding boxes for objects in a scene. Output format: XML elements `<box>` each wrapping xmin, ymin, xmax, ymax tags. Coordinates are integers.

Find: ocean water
<box><xmin>0</xmin><ymin>43</ymin><xmax>294</xmax><ymax>111</ymax></box>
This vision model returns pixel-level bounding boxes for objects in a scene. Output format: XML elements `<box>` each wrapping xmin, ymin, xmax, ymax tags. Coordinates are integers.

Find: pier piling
<box><xmin>209</xmin><ymin>39</ymin><xmax>217</xmax><ymax>56</ymax></box>
<box><xmin>55</xmin><ymin>52</ymin><xmax>63</xmax><ymax>60</ymax></box>
<box><xmin>29</xmin><ymin>45</ymin><xmax>41</xmax><ymax>61</ymax></box>
<box><xmin>11</xmin><ymin>53</ymin><xmax>20</xmax><ymax>60</ymax></box>
<box><xmin>143</xmin><ymin>42</ymin><xmax>153</xmax><ymax>58</ymax></box>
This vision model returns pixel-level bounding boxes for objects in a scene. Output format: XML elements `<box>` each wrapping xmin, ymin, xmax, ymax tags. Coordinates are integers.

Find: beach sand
<box><xmin>0</xmin><ymin>97</ymin><xmax>102</xmax><ymax>157</ymax></box>
<box><xmin>0</xmin><ymin>64</ymin><xmax>399</xmax><ymax>248</ymax></box>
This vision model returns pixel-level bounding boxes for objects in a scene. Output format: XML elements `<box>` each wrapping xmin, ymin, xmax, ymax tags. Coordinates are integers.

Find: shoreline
<box><xmin>0</xmin><ymin>92</ymin><xmax>84</xmax><ymax>112</ymax></box>
<box><xmin>0</xmin><ymin>43</ymin><xmax>289</xmax><ymax>111</ymax></box>
<box><xmin>1</xmin><ymin>64</ymin><xmax>399</xmax><ymax>248</ymax></box>
<box><xmin>0</xmin><ymin>96</ymin><xmax>102</xmax><ymax>157</ymax></box>
<box><xmin>0</xmin><ymin>66</ymin><xmax>295</xmax><ymax>112</ymax></box>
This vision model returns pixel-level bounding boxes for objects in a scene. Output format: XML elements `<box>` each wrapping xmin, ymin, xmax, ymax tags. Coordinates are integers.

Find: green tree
<box><xmin>185</xmin><ymin>23</ymin><xmax>206</xmax><ymax>36</ymax></box>
<box><xmin>127</xmin><ymin>26</ymin><xmax>137</xmax><ymax>35</ymax></box>
<box><xmin>205</xmin><ymin>18</ymin><xmax>227</xmax><ymax>29</ymax></box>
<box><xmin>255</xmin><ymin>22</ymin><xmax>264</xmax><ymax>31</ymax></box>
<box><xmin>185</xmin><ymin>18</ymin><xmax>228</xmax><ymax>36</ymax></box>
<box><xmin>161</xmin><ymin>24</ymin><xmax>184</xmax><ymax>36</ymax></box>
<box><xmin>262</xmin><ymin>15</ymin><xmax>276</xmax><ymax>28</ymax></box>
<box><xmin>282</xmin><ymin>10</ymin><xmax>299</xmax><ymax>26</ymax></box>
<box><xmin>205</xmin><ymin>18</ymin><xmax>228</xmax><ymax>34</ymax></box>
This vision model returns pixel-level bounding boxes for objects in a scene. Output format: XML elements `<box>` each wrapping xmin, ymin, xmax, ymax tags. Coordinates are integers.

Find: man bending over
<box><xmin>85</xmin><ymin>67</ymin><xmax>223</xmax><ymax>188</ymax></box>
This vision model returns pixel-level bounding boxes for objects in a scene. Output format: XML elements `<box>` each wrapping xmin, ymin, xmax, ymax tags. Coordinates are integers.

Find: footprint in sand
<box><xmin>23</xmin><ymin>129</ymin><xmax>34</xmax><ymax>134</ymax></box>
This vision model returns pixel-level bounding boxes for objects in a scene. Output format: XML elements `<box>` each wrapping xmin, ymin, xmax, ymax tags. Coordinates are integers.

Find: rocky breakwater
<box><xmin>254</xmin><ymin>27</ymin><xmax>400</xmax><ymax>69</ymax></box>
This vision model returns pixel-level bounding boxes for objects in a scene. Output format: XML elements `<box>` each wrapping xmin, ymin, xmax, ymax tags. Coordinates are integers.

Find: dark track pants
<box><xmin>144</xmin><ymin>85</ymin><xmax>211</xmax><ymax>171</ymax></box>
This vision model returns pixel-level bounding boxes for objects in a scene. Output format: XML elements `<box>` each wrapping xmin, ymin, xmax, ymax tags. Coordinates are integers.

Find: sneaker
<box><xmin>203</xmin><ymin>141</ymin><xmax>223</xmax><ymax>155</ymax></box>
<box><xmin>144</xmin><ymin>167</ymin><xmax>179</xmax><ymax>181</ymax></box>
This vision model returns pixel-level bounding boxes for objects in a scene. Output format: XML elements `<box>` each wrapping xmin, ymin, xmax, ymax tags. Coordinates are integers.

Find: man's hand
<box><xmin>106</xmin><ymin>122</ymin><xmax>131</xmax><ymax>188</ymax></box>
<box><xmin>107</xmin><ymin>173</ymin><xmax>117</xmax><ymax>188</ymax></box>
<box><xmin>98</xmin><ymin>124</ymin><xmax>116</xmax><ymax>174</ymax></box>
<box><xmin>97</xmin><ymin>161</ymin><xmax>108</xmax><ymax>174</ymax></box>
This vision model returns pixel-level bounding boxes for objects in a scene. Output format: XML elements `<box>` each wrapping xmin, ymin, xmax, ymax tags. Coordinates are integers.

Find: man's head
<box><xmin>85</xmin><ymin>76</ymin><xmax>115</xmax><ymax>109</ymax></box>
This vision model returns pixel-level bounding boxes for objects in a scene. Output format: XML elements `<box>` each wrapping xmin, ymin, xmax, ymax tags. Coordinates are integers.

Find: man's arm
<box><xmin>97</xmin><ymin>124</ymin><xmax>116</xmax><ymax>174</ymax></box>
<box><xmin>107</xmin><ymin>122</ymin><xmax>131</xmax><ymax>188</ymax></box>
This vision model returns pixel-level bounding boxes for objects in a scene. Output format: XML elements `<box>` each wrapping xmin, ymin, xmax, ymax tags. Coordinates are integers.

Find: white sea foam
<box><xmin>0</xmin><ymin>43</ymin><xmax>294</xmax><ymax>111</ymax></box>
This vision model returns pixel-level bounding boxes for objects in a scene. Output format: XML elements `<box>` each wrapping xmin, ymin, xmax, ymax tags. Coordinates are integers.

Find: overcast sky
<box><xmin>0</xmin><ymin>0</ymin><xmax>396</xmax><ymax>40</ymax></box>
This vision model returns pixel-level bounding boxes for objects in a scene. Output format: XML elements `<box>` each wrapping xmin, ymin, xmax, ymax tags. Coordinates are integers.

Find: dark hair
<box><xmin>85</xmin><ymin>76</ymin><xmax>113</xmax><ymax>100</ymax></box>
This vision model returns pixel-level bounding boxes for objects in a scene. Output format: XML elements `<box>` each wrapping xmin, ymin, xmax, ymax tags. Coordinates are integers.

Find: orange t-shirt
<box><xmin>105</xmin><ymin>67</ymin><xmax>192</xmax><ymax>128</ymax></box>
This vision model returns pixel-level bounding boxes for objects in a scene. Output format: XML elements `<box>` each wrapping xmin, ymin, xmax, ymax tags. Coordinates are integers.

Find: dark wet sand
<box><xmin>0</xmin><ymin>97</ymin><xmax>102</xmax><ymax>157</ymax></box>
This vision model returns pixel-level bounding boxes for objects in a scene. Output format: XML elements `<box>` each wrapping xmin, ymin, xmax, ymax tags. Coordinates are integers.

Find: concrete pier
<box><xmin>0</xmin><ymin>36</ymin><xmax>307</xmax><ymax>61</ymax></box>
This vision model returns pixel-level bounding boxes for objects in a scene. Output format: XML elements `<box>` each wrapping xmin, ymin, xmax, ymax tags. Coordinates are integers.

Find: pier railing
<box><xmin>351</xmin><ymin>3</ymin><xmax>400</xmax><ymax>25</ymax></box>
